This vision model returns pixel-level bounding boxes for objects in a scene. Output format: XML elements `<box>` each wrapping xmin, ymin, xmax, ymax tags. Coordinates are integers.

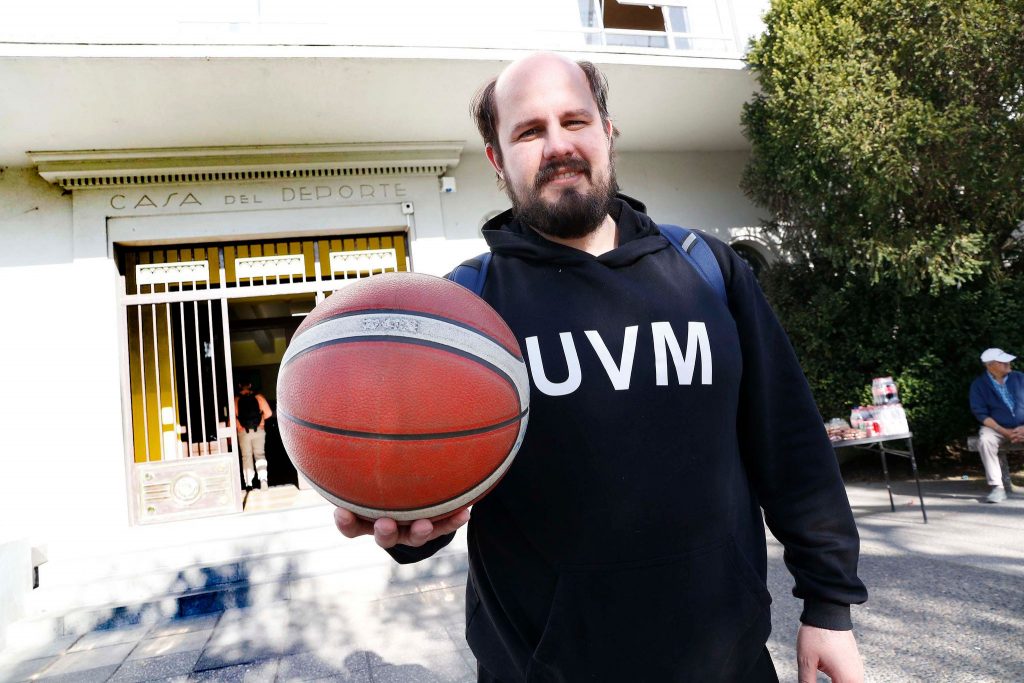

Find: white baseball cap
<box><xmin>980</xmin><ymin>348</ymin><xmax>1016</xmax><ymax>363</ymax></box>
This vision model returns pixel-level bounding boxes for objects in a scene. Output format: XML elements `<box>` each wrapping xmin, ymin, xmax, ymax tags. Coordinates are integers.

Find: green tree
<box><xmin>742</xmin><ymin>0</ymin><xmax>1024</xmax><ymax>292</ymax></box>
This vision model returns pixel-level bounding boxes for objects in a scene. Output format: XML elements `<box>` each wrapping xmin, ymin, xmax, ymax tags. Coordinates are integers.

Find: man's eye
<box><xmin>565</xmin><ymin>120</ymin><xmax>586</xmax><ymax>129</ymax></box>
<box><xmin>517</xmin><ymin>128</ymin><xmax>539</xmax><ymax>140</ymax></box>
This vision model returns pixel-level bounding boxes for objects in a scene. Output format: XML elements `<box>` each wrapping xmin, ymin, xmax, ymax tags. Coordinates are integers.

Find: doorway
<box><xmin>116</xmin><ymin>232</ymin><xmax>408</xmax><ymax>523</ymax></box>
<box><xmin>228</xmin><ymin>292</ymin><xmax>311</xmax><ymax>499</ymax></box>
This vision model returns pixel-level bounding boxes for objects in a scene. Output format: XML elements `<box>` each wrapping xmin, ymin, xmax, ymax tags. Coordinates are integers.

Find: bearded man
<box><xmin>335</xmin><ymin>52</ymin><xmax>868</xmax><ymax>683</ymax></box>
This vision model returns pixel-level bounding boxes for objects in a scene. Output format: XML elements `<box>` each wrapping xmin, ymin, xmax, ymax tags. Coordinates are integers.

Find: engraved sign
<box><xmin>110</xmin><ymin>192</ymin><xmax>203</xmax><ymax>210</ymax></box>
<box><xmin>281</xmin><ymin>183</ymin><xmax>408</xmax><ymax>203</ymax></box>
<box><xmin>224</xmin><ymin>193</ymin><xmax>263</xmax><ymax>205</ymax></box>
<box><xmin>106</xmin><ymin>180</ymin><xmax>412</xmax><ymax>214</ymax></box>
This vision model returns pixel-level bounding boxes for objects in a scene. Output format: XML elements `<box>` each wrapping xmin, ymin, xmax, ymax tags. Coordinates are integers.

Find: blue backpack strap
<box><xmin>447</xmin><ymin>229</ymin><xmax>725</xmax><ymax>302</ymax></box>
<box><xmin>657</xmin><ymin>224</ymin><xmax>727</xmax><ymax>306</ymax></box>
<box><xmin>446</xmin><ymin>252</ymin><xmax>492</xmax><ymax>296</ymax></box>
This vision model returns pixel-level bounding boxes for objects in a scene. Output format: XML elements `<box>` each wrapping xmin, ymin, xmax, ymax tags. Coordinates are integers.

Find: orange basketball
<box><xmin>276</xmin><ymin>272</ymin><xmax>529</xmax><ymax>522</ymax></box>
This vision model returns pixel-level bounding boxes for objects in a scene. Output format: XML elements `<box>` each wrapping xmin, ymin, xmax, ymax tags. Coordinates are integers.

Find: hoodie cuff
<box><xmin>800</xmin><ymin>600</ymin><xmax>852</xmax><ymax>631</ymax></box>
<box><xmin>384</xmin><ymin>532</ymin><xmax>455</xmax><ymax>565</ymax></box>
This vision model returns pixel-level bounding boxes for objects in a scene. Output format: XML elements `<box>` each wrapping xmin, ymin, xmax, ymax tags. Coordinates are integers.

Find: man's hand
<box><xmin>333</xmin><ymin>506</ymin><xmax>470</xmax><ymax>549</ymax></box>
<box><xmin>797</xmin><ymin>624</ymin><xmax>863</xmax><ymax>683</ymax></box>
<box><xmin>1010</xmin><ymin>426</ymin><xmax>1024</xmax><ymax>443</ymax></box>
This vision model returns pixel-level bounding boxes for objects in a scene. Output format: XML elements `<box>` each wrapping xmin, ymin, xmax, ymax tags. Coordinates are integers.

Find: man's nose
<box><xmin>543</xmin><ymin>127</ymin><xmax>575</xmax><ymax>160</ymax></box>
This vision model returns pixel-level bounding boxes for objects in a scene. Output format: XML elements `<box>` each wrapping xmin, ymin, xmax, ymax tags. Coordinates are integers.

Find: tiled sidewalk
<box><xmin>1</xmin><ymin>580</ymin><xmax>474</xmax><ymax>683</ymax></box>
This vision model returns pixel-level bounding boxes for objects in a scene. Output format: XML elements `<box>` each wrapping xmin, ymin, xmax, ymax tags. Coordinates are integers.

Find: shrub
<box><xmin>762</xmin><ymin>261</ymin><xmax>1024</xmax><ymax>455</ymax></box>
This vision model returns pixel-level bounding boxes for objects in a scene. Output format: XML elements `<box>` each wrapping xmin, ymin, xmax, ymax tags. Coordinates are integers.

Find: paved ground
<box><xmin>769</xmin><ymin>479</ymin><xmax>1024</xmax><ymax>682</ymax></box>
<box><xmin>1</xmin><ymin>478</ymin><xmax>1022</xmax><ymax>682</ymax></box>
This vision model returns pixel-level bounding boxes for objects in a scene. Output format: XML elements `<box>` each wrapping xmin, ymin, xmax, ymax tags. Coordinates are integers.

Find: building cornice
<box><xmin>29</xmin><ymin>141</ymin><xmax>465</xmax><ymax>189</ymax></box>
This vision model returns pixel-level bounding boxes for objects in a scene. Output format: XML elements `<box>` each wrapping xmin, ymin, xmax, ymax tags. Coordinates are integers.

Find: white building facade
<box><xmin>0</xmin><ymin>0</ymin><xmax>770</xmax><ymax>641</ymax></box>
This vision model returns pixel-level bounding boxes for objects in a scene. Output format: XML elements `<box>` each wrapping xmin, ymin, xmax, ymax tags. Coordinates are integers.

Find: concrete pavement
<box><xmin>1</xmin><ymin>479</ymin><xmax>1022</xmax><ymax>682</ymax></box>
<box><xmin>770</xmin><ymin>479</ymin><xmax>1024</xmax><ymax>682</ymax></box>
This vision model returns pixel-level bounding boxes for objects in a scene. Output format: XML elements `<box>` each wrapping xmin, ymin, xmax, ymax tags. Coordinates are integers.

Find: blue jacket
<box><xmin>970</xmin><ymin>370</ymin><xmax>1024</xmax><ymax>428</ymax></box>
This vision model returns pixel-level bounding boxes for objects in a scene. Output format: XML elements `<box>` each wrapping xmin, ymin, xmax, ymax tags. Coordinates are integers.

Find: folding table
<box><xmin>832</xmin><ymin>431</ymin><xmax>927</xmax><ymax>523</ymax></box>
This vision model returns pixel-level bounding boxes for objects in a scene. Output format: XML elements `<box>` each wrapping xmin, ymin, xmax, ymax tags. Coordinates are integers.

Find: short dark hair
<box><xmin>471</xmin><ymin>60</ymin><xmax>618</xmax><ymax>164</ymax></box>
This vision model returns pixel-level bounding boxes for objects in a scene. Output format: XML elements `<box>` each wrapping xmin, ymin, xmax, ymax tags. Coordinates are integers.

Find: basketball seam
<box><xmin>278</xmin><ymin>406</ymin><xmax>529</xmax><ymax>441</ymax></box>
<box><xmin>288</xmin><ymin>411</ymin><xmax>526</xmax><ymax>515</ymax></box>
<box><xmin>298</xmin><ymin>308</ymin><xmax>523</xmax><ymax>361</ymax></box>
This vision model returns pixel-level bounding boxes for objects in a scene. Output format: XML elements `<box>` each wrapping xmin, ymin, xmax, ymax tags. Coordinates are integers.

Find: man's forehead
<box><xmin>493</xmin><ymin>54</ymin><xmax>595</xmax><ymax>120</ymax></box>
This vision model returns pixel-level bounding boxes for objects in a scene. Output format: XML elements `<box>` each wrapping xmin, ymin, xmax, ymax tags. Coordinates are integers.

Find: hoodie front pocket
<box><xmin>526</xmin><ymin>539</ymin><xmax>770</xmax><ymax>683</ymax></box>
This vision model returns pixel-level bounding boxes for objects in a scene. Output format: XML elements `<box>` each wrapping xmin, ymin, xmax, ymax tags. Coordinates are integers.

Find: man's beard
<box><xmin>507</xmin><ymin>156</ymin><xmax>618</xmax><ymax>240</ymax></box>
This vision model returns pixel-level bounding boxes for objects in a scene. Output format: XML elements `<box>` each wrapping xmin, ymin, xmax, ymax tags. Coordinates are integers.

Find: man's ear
<box><xmin>604</xmin><ymin>118</ymin><xmax>614</xmax><ymax>147</ymax></box>
<box><xmin>485</xmin><ymin>144</ymin><xmax>504</xmax><ymax>178</ymax></box>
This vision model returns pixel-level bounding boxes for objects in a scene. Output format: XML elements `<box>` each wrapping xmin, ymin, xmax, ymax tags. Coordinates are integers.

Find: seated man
<box><xmin>969</xmin><ymin>348</ymin><xmax>1024</xmax><ymax>502</ymax></box>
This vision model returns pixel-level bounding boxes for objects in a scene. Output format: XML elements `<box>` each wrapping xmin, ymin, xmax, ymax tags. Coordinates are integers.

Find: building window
<box><xmin>576</xmin><ymin>1</ymin><xmax>731</xmax><ymax>54</ymax></box>
<box><xmin>577</xmin><ymin>0</ymin><xmax>669</xmax><ymax>49</ymax></box>
<box><xmin>604</xmin><ymin>1</ymin><xmax>669</xmax><ymax>48</ymax></box>
<box><xmin>666</xmin><ymin>6</ymin><xmax>691</xmax><ymax>50</ymax></box>
<box><xmin>578</xmin><ymin>0</ymin><xmax>601</xmax><ymax>28</ymax></box>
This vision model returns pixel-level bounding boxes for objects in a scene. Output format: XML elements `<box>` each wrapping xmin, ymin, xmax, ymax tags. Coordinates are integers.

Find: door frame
<box><xmin>117</xmin><ymin>239</ymin><xmax>405</xmax><ymax>524</ymax></box>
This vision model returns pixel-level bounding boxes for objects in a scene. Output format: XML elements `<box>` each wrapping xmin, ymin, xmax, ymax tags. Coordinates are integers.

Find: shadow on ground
<box><xmin>768</xmin><ymin>480</ymin><xmax>1024</xmax><ymax>682</ymax></box>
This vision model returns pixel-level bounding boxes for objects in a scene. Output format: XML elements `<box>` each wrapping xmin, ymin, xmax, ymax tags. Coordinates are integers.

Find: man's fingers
<box><xmin>335</xmin><ymin>507</ymin><xmax>470</xmax><ymax>548</ymax></box>
<box><xmin>406</xmin><ymin>519</ymin><xmax>435</xmax><ymax>547</ymax></box>
<box><xmin>334</xmin><ymin>507</ymin><xmax>372</xmax><ymax>539</ymax></box>
<box><xmin>373</xmin><ymin>517</ymin><xmax>400</xmax><ymax>549</ymax></box>
<box><xmin>435</xmin><ymin>508</ymin><xmax>471</xmax><ymax>535</ymax></box>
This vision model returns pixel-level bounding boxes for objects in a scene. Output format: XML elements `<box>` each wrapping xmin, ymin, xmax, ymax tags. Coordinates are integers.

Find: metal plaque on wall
<box><xmin>134</xmin><ymin>455</ymin><xmax>241</xmax><ymax>524</ymax></box>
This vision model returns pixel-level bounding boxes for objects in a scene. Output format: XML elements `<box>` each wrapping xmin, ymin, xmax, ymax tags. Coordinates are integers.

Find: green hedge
<box><xmin>761</xmin><ymin>261</ymin><xmax>1024</xmax><ymax>456</ymax></box>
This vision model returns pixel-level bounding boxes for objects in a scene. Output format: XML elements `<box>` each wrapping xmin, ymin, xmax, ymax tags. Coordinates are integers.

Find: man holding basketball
<box><xmin>335</xmin><ymin>53</ymin><xmax>867</xmax><ymax>682</ymax></box>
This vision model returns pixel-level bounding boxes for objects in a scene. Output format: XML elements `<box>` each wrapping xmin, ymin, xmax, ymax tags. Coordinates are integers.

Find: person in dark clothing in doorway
<box><xmin>235</xmin><ymin>380</ymin><xmax>273</xmax><ymax>490</ymax></box>
<box><xmin>333</xmin><ymin>53</ymin><xmax>867</xmax><ymax>682</ymax></box>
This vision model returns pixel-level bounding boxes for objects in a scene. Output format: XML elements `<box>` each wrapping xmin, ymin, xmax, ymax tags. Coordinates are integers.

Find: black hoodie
<box><xmin>389</xmin><ymin>195</ymin><xmax>867</xmax><ymax>682</ymax></box>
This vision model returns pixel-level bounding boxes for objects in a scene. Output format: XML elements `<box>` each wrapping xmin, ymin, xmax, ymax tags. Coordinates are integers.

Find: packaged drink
<box><xmin>872</xmin><ymin>377</ymin><xmax>899</xmax><ymax>405</ymax></box>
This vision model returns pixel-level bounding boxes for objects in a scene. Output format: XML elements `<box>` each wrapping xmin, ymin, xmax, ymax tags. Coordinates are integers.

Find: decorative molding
<box><xmin>235</xmin><ymin>255</ymin><xmax>306</xmax><ymax>281</ymax></box>
<box><xmin>29</xmin><ymin>142</ymin><xmax>464</xmax><ymax>190</ymax></box>
<box><xmin>136</xmin><ymin>260</ymin><xmax>210</xmax><ymax>286</ymax></box>
<box><xmin>329</xmin><ymin>248</ymin><xmax>398</xmax><ymax>276</ymax></box>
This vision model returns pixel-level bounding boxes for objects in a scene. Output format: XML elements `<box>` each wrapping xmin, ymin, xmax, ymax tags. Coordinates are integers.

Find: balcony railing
<box><xmin>0</xmin><ymin>0</ymin><xmax>750</xmax><ymax>59</ymax></box>
<box><xmin>545</xmin><ymin>26</ymin><xmax>737</xmax><ymax>55</ymax></box>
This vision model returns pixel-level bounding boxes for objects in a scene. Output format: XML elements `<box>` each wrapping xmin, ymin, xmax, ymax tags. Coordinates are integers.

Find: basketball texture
<box><xmin>276</xmin><ymin>272</ymin><xmax>530</xmax><ymax>522</ymax></box>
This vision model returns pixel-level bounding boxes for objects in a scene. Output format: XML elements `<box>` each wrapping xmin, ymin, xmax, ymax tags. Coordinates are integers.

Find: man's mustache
<box><xmin>534</xmin><ymin>158</ymin><xmax>591</xmax><ymax>190</ymax></box>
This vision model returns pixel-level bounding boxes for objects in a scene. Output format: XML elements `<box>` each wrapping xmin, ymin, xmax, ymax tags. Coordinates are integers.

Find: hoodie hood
<box><xmin>481</xmin><ymin>194</ymin><xmax>672</xmax><ymax>268</ymax></box>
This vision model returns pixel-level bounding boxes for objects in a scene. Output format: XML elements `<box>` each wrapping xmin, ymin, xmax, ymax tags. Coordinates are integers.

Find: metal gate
<box><xmin>118</xmin><ymin>236</ymin><xmax>403</xmax><ymax>524</ymax></box>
